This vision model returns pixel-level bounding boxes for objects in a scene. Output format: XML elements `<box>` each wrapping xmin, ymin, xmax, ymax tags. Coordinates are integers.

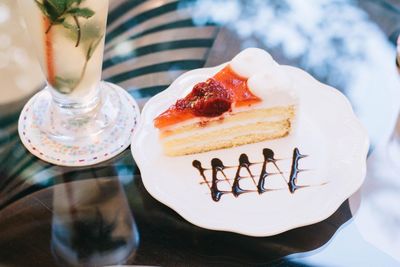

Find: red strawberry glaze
<box><xmin>43</xmin><ymin>17</ymin><xmax>56</xmax><ymax>86</ymax></box>
<box><xmin>213</xmin><ymin>66</ymin><xmax>261</xmax><ymax>107</ymax></box>
<box><xmin>154</xmin><ymin>66</ymin><xmax>261</xmax><ymax>129</ymax></box>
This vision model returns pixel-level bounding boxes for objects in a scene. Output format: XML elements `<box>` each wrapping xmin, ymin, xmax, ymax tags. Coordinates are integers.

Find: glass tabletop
<box><xmin>1</xmin><ymin>0</ymin><xmax>400</xmax><ymax>266</ymax></box>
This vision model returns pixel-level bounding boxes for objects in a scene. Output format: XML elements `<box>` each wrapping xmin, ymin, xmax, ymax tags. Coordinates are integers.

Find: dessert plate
<box><xmin>131</xmin><ymin>64</ymin><xmax>369</xmax><ymax>236</ymax></box>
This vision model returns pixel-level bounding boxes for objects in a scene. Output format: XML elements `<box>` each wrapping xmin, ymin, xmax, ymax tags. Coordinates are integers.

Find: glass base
<box><xmin>18</xmin><ymin>82</ymin><xmax>140</xmax><ymax>166</ymax></box>
<box><xmin>41</xmin><ymin>83</ymin><xmax>121</xmax><ymax>142</ymax></box>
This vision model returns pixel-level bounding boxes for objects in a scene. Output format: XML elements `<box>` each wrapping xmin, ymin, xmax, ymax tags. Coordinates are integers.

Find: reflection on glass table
<box><xmin>51</xmin><ymin>177</ymin><xmax>138</xmax><ymax>266</ymax></box>
<box><xmin>1</xmin><ymin>0</ymin><xmax>400</xmax><ymax>266</ymax></box>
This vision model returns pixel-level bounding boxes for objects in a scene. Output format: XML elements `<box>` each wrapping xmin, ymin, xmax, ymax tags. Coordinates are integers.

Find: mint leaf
<box><xmin>34</xmin><ymin>1</ymin><xmax>50</xmax><ymax>17</ymax></box>
<box><xmin>65</xmin><ymin>0</ymin><xmax>84</xmax><ymax>8</ymax></box>
<box><xmin>62</xmin><ymin>21</ymin><xmax>78</xmax><ymax>31</ymax></box>
<box><xmin>81</xmin><ymin>22</ymin><xmax>101</xmax><ymax>41</ymax></box>
<box><xmin>65</xmin><ymin>0</ymin><xmax>76</xmax><ymax>6</ymax></box>
<box><xmin>46</xmin><ymin>0</ymin><xmax>66</xmax><ymax>13</ymax></box>
<box><xmin>62</xmin><ymin>20</ymin><xmax>81</xmax><ymax>46</ymax></box>
<box><xmin>55</xmin><ymin>17</ymin><xmax>66</xmax><ymax>24</ymax></box>
<box><xmin>55</xmin><ymin>76</ymin><xmax>77</xmax><ymax>93</ymax></box>
<box><xmin>86</xmin><ymin>34</ymin><xmax>103</xmax><ymax>60</ymax></box>
<box><xmin>42</xmin><ymin>1</ymin><xmax>62</xmax><ymax>22</ymax></box>
<box><xmin>35</xmin><ymin>0</ymin><xmax>94</xmax><ymax>30</ymax></box>
<box><xmin>67</xmin><ymin>7</ymin><xmax>94</xmax><ymax>18</ymax></box>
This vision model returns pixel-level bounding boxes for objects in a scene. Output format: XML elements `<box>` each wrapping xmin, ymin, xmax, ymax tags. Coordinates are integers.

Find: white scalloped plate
<box><xmin>131</xmin><ymin>64</ymin><xmax>369</xmax><ymax>237</ymax></box>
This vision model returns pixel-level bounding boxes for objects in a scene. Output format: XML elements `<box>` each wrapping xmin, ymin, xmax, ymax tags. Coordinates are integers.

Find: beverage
<box><xmin>18</xmin><ymin>0</ymin><xmax>108</xmax><ymax>104</ymax></box>
<box><xmin>17</xmin><ymin>0</ymin><xmax>139</xmax><ymax>167</ymax></box>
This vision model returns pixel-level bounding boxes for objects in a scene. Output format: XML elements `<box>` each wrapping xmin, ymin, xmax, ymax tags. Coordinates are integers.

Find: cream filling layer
<box><xmin>165</xmin><ymin>128</ymin><xmax>286</xmax><ymax>151</ymax></box>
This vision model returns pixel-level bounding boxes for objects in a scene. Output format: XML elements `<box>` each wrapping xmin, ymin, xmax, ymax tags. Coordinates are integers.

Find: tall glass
<box><xmin>17</xmin><ymin>0</ymin><xmax>138</xmax><ymax>166</ymax></box>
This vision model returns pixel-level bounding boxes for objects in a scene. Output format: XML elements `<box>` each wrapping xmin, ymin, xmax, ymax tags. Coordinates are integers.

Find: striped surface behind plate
<box><xmin>104</xmin><ymin>0</ymin><xmax>217</xmax><ymax>105</ymax></box>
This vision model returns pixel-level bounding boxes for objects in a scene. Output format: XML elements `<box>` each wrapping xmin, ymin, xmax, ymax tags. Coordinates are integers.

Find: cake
<box><xmin>154</xmin><ymin>48</ymin><xmax>298</xmax><ymax>156</ymax></box>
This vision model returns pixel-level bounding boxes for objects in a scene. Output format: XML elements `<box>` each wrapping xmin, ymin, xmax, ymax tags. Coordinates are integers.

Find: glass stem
<box><xmin>49</xmin><ymin>83</ymin><xmax>100</xmax><ymax>115</ymax></box>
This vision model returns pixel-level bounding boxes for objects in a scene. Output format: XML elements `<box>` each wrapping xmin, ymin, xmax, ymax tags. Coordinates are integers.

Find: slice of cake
<box><xmin>154</xmin><ymin>48</ymin><xmax>298</xmax><ymax>156</ymax></box>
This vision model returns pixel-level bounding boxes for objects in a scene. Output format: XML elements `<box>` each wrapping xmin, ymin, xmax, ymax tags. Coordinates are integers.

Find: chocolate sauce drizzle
<box><xmin>288</xmin><ymin>148</ymin><xmax>306</xmax><ymax>193</ymax></box>
<box><xmin>257</xmin><ymin>148</ymin><xmax>275</xmax><ymax>194</ymax></box>
<box><xmin>192</xmin><ymin>147</ymin><xmax>311</xmax><ymax>202</ymax></box>
<box><xmin>192</xmin><ymin>159</ymin><xmax>230</xmax><ymax>202</ymax></box>
<box><xmin>232</xmin><ymin>154</ymin><xmax>256</xmax><ymax>197</ymax></box>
